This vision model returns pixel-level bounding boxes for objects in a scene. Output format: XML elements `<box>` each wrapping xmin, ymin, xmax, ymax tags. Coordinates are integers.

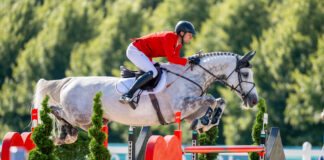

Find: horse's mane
<box><xmin>162</xmin><ymin>52</ymin><xmax>240</xmax><ymax>72</ymax></box>
<box><xmin>187</xmin><ymin>51</ymin><xmax>240</xmax><ymax>59</ymax></box>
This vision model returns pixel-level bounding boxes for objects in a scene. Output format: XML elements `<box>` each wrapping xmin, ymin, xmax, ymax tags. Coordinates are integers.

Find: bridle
<box><xmin>217</xmin><ymin>56</ymin><xmax>255</xmax><ymax>100</ymax></box>
<box><xmin>163</xmin><ymin>56</ymin><xmax>256</xmax><ymax>100</ymax></box>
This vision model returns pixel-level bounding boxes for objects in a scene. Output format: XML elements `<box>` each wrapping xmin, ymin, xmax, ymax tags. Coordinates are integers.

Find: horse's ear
<box><xmin>242</xmin><ymin>50</ymin><xmax>256</xmax><ymax>62</ymax></box>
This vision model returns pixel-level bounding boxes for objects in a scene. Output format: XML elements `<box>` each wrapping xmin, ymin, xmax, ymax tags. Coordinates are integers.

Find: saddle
<box><xmin>119</xmin><ymin>63</ymin><xmax>167</xmax><ymax>125</ymax></box>
<box><xmin>120</xmin><ymin>63</ymin><xmax>163</xmax><ymax>91</ymax></box>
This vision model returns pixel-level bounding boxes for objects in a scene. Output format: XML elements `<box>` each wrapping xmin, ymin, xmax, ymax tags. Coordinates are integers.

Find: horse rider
<box><xmin>119</xmin><ymin>20</ymin><xmax>201</xmax><ymax>106</ymax></box>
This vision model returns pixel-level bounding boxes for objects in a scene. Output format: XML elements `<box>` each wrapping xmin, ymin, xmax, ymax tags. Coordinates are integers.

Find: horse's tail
<box><xmin>33</xmin><ymin>79</ymin><xmax>50</xmax><ymax>124</ymax></box>
<box><xmin>33</xmin><ymin>79</ymin><xmax>46</xmax><ymax>110</ymax></box>
<box><xmin>32</xmin><ymin>78</ymin><xmax>72</xmax><ymax>123</ymax></box>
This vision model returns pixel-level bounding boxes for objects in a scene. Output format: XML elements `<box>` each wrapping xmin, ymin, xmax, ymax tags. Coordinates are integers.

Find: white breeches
<box><xmin>126</xmin><ymin>43</ymin><xmax>158</xmax><ymax>78</ymax></box>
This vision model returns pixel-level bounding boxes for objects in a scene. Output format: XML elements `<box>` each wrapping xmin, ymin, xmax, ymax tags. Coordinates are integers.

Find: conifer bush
<box><xmin>249</xmin><ymin>97</ymin><xmax>267</xmax><ymax>160</ymax></box>
<box><xmin>28</xmin><ymin>95</ymin><xmax>57</xmax><ymax>160</ymax></box>
<box><xmin>87</xmin><ymin>92</ymin><xmax>111</xmax><ymax>160</ymax></box>
<box><xmin>198</xmin><ymin>127</ymin><xmax>219</xmax><ymax>160</ymax></box>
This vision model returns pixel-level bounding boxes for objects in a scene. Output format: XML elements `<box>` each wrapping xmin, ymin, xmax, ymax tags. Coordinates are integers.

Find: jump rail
<box><xmin>142</xmin><ymin>113</ymin><xmax>285</xmax><ymax>160</ymax></box>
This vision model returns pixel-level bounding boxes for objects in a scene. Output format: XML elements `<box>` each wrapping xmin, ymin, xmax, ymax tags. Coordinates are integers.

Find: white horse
<box><xmin>33</xmin><ymin>51</ymin><xmax>258</xmax><ymax>145</ymax></box>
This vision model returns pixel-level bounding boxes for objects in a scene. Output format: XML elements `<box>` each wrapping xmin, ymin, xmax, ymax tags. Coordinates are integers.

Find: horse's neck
<box><xmin>162</xmin><ymin>53</ymin><xmax>237</xmax><ymax>94</ymax></box>
<box><xmin>190</xmin><ymin>54</ymin><xmax>237</xmax><ymax>90</ymax></box>
<box><xmin>201</xmin><ymin>55</ymin><xmax>236</xmax><ymax>87</ymax></box>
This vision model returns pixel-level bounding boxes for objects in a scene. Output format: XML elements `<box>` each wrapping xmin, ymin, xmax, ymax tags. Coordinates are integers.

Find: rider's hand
<box><xmin>188</xmin><ymin>56</ymin><xmax>200</xmax><ymax>65</ymax></box>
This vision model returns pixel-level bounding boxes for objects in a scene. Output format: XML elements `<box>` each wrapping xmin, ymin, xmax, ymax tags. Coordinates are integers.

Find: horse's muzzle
<box><xmin>243</xmin><ymin>93</ymin><xmax>259</xmax><ymax>108</ymax></box>
<box><xmin>248</xmin><ymin>94</ymin><xmax>259</xmax><ymax>107</ymax></box>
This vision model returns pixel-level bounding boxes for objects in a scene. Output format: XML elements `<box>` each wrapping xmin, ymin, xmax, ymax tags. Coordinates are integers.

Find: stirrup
<box><xmin>119</xmin><ymin>95</ymin><xmax>138</xmax><ymax>110</ymax></box>
<box><xmin>127</xmin><ymin>96</ymin><xmax>140</xmax><ymax>110</ymax></box>
<box><xmin>127</xmin><ymin>101</ymin><xmax>137</xmax><ymax>110</ymax></box>
<box><xmin>119</xmin><ymin>94</ymin><xmax>132</xmax><ymax>104</ymax></box>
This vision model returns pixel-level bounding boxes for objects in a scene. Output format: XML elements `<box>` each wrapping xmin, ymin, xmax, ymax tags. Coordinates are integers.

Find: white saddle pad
<box><xmin>115</xmin><ymin>70</ymin><xmax>167</xmax><ymax>95</ymax></box>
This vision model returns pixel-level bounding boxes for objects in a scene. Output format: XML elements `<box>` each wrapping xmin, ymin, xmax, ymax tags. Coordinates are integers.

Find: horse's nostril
<box><xmin>252</xmin><ymin>99</ymin><xmax>257</xmax><ymax>104</ymax></box>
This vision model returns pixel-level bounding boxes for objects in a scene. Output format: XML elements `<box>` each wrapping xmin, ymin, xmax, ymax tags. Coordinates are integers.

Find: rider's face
<box><xmin>180</xmin><ymin>32</ymin><xmax>193</xmax><ymax>44</ymax></box>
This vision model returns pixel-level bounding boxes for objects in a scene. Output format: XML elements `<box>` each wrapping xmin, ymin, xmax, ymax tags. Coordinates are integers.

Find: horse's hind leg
<box><xmin>78</xmin><ymin>118</ymin><xmax>109</xmax><ymax>131</ymax></box>
<box><xmin>50</xmin><ymin>106</ymin><xmax>78</xmax><ymax>145</ymax></box>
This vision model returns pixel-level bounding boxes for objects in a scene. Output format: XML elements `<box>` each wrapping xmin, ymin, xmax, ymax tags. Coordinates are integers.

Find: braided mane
<box><xmin>188</xmin><ymin>52</ymin><xmax>240</xmax><ymax>59</ymax></box>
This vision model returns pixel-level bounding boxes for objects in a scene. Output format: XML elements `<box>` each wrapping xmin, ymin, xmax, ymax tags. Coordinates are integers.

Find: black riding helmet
<box><xmin>174</xmin><ymin>21</ymin><xmax>196</xmax><ymax>35</ymax></box>
<box><xmin>175</xmin><ymin>21</ymin><xmax>196</xmax><ymax>45</ymax></box>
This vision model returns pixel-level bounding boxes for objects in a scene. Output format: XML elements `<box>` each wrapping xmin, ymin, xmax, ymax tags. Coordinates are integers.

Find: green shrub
<box><xmin>198</xmin><ymin>127</ymin><xmax>219</xmax><ymax>160</ymax></box>
<box><xmin>249</xmin><ymin>98</ymin><xmax>267</xmax><ymax>160</ymax></box>
<box><xmin>87</xmin><ymin>92</ymin><xmax>111</xmax><ymax>160</ymax></box>
<box><xmin>28</xmin><ymin>95</ymin><xmax>57</xmax><ymax>160</ymax></box>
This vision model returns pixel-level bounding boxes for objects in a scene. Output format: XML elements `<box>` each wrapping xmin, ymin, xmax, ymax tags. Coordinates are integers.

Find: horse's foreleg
<box><xmin>210</xmin><ymin>99</ymin><xmax>226</xmax><ymax>125</ymax></box>
<box><xmin>179</xmin><ymin>95</ymin><xmax>218</xmax><ymax>118</ymax></box>
<box><xmin>183</xmin><ymin>97</ymin><xmax>226</xmax><ymax>133</ymax></box>
<box><xmin>183</xmin><ymin>105</ymin><xmax>212</xmax><ymax>123</ymax></box>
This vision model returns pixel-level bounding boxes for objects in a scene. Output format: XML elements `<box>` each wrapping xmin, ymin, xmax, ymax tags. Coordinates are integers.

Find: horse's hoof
<box><xmin>211</xmin><ymin>108</ymin><xmax>222</xmax><ymax>125</ymax></box>
<box><xmin>53</xmin><ymin>138</ymin><xmax>65</xmax><ymax>146</ymax></box>
<box><xmin>198</xmin><ymin>128</ymin><xmax>204</xmax><ymax>134</ymax></box>
<box><xmin>199</xmin><ymin>107</ymin><xmax>213</xmax><ymax>125</ymax></box>
<box><xmin>200</xmin><ymin>116</ymin><xmax>209</xmax><ymax>125</ymax></box>
<box><xmin>190</xmin><ymin>119</ymin><xmax>199</xmax><ymax>130</ymax></box>
<box><xmin>69</xmin><ymin>127</ymin><xmax>79</xmax><ymax>136</ymax></box>
<box><xmin>216</xmin><ymin>98</ymin><xmax>226</xmax><ymax>106</ymax></box>
<box><xmin>211</xmin><ymin>117</ymin><xmax>218</xmax><ymax>125</ymax></box>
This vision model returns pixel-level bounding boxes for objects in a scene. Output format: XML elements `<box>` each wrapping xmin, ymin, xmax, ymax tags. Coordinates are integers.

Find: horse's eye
<box><xmin>242</xmin><ymin>72</ymin><xmax>249</xmax><ymax>78</ymax></box>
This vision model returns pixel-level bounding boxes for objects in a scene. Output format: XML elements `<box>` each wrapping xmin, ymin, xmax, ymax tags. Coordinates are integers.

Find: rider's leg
<box><xmin>119</xmin><ymin>43</ymin><xmax>157</xmax><ymax>104</ymax></box>
<box><xmin>120</xmin><ymin>71</ymin><xmax>154</xmax><ymax>104</ymax></box>
<box><xmin>126</xmin><ymin>43</ymin><xmax>158</xmax><ymax>77</ymax></box>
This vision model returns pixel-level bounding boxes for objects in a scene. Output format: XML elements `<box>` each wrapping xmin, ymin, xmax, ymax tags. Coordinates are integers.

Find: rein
<box><xmin>162</xmin><ymin>68</ymin><xmax>205</xmax><ymax>96</ymax></box>
<box><xmin>165</xmin><ymin>67</ymin><xmax>191</xmax><ymax>88</ymax></box>
<box><xmin>162</xmin><ymin>56</ymin><xmax>255</xmax><ymax>99</ymax></box>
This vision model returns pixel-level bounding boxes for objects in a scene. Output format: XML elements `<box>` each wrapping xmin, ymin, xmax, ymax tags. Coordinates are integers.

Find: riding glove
<box><xmin>188</xmin><ymin>56</ymin><xmax>200</xmax><ymax>65</ymax></box>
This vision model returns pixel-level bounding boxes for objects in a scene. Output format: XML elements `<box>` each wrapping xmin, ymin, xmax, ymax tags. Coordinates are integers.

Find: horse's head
<box><xmin>170</xmin><ymin>50</ymin><xmax>259</xmax><ymax>108</ymax></box>
<box><xmin>225</xmin><ymin>51</ymin><xmax>259</xmax><ymax>108</ymax></box>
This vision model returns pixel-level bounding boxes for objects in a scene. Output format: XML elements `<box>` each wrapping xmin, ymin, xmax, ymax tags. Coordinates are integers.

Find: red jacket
<box><xmin>131</xmin><ymin>31</ymin><xmax>188</xmax><ymax>66</ymax></box>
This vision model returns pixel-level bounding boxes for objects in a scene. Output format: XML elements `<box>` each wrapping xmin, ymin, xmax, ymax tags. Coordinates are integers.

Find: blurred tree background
<box><xmin>1</xmin><ymin>0</ymin><xmax>324</xmax><ymax>155</ymax></box>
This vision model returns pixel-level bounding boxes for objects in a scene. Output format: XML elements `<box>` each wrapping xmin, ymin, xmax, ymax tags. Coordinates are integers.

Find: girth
<box><xmin>148</xmin><ymin>90</ymin><xmax>168</xmax><ymax>125</ymax></box>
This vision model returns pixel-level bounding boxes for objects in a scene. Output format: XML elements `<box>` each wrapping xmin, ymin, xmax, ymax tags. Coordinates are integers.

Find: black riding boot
<box><xmin>119</xmin><ymin>71</ymin><xmax>154</xmax><ymax>106</ymax></box>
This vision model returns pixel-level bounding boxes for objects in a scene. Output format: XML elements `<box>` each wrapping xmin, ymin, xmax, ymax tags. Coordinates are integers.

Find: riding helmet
<box><xmin>174</xmin><ymin>21</ymin><xmax>196</xmax><ymax>35</ymax></box>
